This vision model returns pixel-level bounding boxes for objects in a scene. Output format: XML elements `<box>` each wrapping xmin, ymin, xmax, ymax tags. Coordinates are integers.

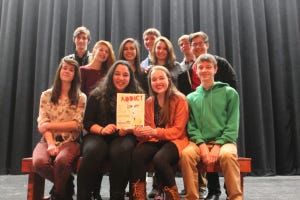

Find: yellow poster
<box><xmin>116</xmin><ymin>93</ymin><xmax>145</xmax><ymax>129</ymax></box>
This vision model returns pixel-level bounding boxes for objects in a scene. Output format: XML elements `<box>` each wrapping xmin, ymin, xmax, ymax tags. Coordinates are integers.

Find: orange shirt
<box><xmin>140</xmin><ymin>93</ymin><xmax>189</xmax><ymax>153</ymax></box>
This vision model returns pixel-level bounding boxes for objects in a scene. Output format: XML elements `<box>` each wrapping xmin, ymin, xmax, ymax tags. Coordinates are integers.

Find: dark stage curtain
<box><xmin>0</xmin><ymin>0</ymin><xmax>299</xmax><ymax>175</ymax></box>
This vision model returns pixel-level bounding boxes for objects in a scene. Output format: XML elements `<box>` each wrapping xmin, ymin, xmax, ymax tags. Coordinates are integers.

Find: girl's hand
<box><xmin>47</xmin><ymin>144</ymin><xmax>59</xmax><ymax>156</ymax></box>
<box><xmin>133</xmin><ymin>126</ymin><xmax>156</xmax><ymax>137</ymax></box>
<box><xmin>101</xmin><ymin>124</ymin><xmax>117</xmax><ymax>135</ymax></box>
<box><xmin>38</xmin><ymin>122</ymin><xmax>50</xmax><ymax>134</ymax></box>
<box><xmin>119</xmin><ymin>128</ymin><xmax>131</xmax><ymax>136</ymax></box>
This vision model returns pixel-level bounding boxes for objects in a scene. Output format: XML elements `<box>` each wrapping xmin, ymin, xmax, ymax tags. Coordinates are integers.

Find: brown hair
<box><xmin>51</xmin><ymin>56</ymin><xmax>81</xmax><ymax>105</ymax></box>
<box><xmin>150</xmin><ymin>36</ymin><xmax>177</xmax><ymax>70</ymax></box>
<box><xmin>73</xmin><ymin>26</ymin><xmax>91</xmax><ymax>42</ymax></box>
<box><xmin>189</xmin><ymin>31</ymin><xmax>209</xmax><ymax>43</ymax></box>
<box><xmin>148</xmin><ymin>65</ymin><xmax>180</xmax><ymax>125</ymax></box>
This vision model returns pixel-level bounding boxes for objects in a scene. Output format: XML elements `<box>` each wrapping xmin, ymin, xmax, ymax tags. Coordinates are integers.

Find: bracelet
<box><xmin>98</xmin><ymin>127</ymin><xmax>103</xmax><ymax>135</ymax></box>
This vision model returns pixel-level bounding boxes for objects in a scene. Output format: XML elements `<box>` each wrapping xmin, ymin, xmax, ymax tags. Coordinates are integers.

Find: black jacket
<box><xmin>177</xmin><ymin>55</ymin><xmax>237</xmax><ymax>96</ymax></box>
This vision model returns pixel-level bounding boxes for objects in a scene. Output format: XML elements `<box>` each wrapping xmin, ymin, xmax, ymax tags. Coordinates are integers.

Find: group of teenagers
<box><xmin>31</xmin><ymin>26</ymin><xmax>243</xmax><ymax>200</ymax></box>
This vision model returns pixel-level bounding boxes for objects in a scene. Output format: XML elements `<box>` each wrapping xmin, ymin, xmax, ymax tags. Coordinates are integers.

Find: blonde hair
<box><xmin>143</xmin><ymin>28</ymin><xmax>161</xmax><ymax>39</ymax></box>
<box><xmin>91</xmin><ymin>40</ymin><xmax>116</xmax><ymax>70</ymax></box>
<box><xmin>178</xmin><ymin>34</ymin><xmax>190</xmax><ymax>46</ymax></box>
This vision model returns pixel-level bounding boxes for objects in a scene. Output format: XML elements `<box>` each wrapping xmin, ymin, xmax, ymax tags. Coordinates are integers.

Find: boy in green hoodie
<box><xmin>180</xmin><ymin>53</ymin><xmax>242</xmax><ymax>200</ymax></box>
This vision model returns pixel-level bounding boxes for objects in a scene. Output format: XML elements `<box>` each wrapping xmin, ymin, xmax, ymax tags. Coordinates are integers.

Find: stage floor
<box><xmin>1</xmin><ymin>174</ymin><xmax>299</xmax><ymax>199</ymax></box>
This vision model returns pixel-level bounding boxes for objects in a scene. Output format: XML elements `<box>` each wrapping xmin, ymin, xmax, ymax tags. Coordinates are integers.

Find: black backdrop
<box><xmin>0</xmin><ymin>0</ymin><xmax>299</xmax><ymax>175</ymax></box>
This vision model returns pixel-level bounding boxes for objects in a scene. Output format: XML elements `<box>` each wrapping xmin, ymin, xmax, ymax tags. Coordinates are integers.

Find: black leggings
<box><xmin>77</xmin><ymin>133</ymin><xmax>137</xmax><ymax>200</ymax></box>
<box><xmin>131</xmin><ymin>141</ymin><xmax>179</xmax><ymax>188</ymax></box>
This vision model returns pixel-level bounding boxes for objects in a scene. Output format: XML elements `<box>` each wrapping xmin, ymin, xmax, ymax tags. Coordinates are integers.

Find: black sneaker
<box><xmin>199</xmin><ymin>188</ymin><xmax>207</xmax><ymax>199</ymax></box>
<box><xmin>205</xmin><ymin>193</ymin><xmax>220</xmax><ymax>200</ymax></box>
<box><xmin>148</xmin><ymin>188</ymin><xmax>159</xmax><ymax>198</ymax></box>
<box><xmin>179</xmin><ymin>189</ymin><xmax>186</xmax><ymax>196</ymax></box>
<box><xmin>66</xmin><ymin>175</ymin><xmax>75</xmax><ymax>197</ymax></box>
<box><xmin>92</xmin><ymin>193</ymin><xmax>102</xmax><ymax>200</ymax></box>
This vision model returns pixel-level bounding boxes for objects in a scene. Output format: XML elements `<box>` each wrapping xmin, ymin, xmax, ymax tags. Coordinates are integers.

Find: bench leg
<box><xmin>27</xmin><ymin>172</ymin><xmax>45</xmax><ymax>200</ymax></box>
<box><xmin>240</xmin><ymin>173</ymin><xmax>244</xmax><ymax>195</ymax></box>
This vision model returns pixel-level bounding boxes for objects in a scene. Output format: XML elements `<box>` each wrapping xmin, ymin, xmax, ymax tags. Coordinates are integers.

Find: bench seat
<box><xmin>22</xmin><ymin>157</ymin><xmax>251</xmax><ymax>200</ymax></box>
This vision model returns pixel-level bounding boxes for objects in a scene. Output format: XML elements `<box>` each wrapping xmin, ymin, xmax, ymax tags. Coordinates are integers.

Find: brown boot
<box><xmin>131</xmin><ymin>180</ymin><xmax>146</xmax><ymax>200</ymax></box>
<box><xmin>163</xmin><ymin>185</ymin><xmax>180</xmax><ymax>200</ymax></box>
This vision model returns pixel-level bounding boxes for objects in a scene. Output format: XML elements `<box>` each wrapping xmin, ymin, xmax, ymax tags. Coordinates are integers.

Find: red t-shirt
<box><xmin>191</xmin><ymin>63</ymin><xmax>201</xmax><ymax>90</ymax></box>
<box><xmin>80</xmin><ymin>66</ymin><xmax>105</xmax><ymax>96</ymax></box>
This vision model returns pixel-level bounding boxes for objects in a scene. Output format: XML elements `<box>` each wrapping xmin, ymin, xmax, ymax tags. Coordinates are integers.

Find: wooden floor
<box><xmin>1</xmin><ymin>174</ymin><xmax>300</xmax><ymax>199</ymax></box>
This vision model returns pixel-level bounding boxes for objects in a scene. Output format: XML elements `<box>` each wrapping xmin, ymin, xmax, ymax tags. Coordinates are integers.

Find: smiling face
<box><xmin>93</xmin><ymin>44</ymin><xmax>109</xmax><ymax>62</ymax></box>
<box><xmin>179</xmin><ymin>38</ymin><xmax>191</xmax><ymax>54</ymax></box>
<box><xmin>60</xmin><ymin>62</ymin><xmax>75</xmax><ymax>83</ymax></box>
<box><xmin>155</xmin><ymin>41</ymin><xmax>168</xmax><ymax>63</ymax></box>
<box><xmin>150</xmin><ymin>68</ymin><xmax>170</xmax><ymax>95</ymax></box>
<box><xmin>144</xmin><ymin>33</ymin><xmax>157</xmax><ymax>52</ymax></box>
<box><xmin>191</xmin><ymin>36</ymin><xmax>209</xmax><ymax>58</ymax></box>
<box><xmin>74</xmin><ymin>32</ymin><xmax>89</xmax><ymax>52</ymax></box>
<box><xmin>123</xmin><ymin>41</ymin><xmax>137</xmax><ymax>62</ymax></box>
<box><xmin>196</xmin><ymin>60</ymin><xmax>217</xmax><ymax>83</ymax></box>
<box><xmin>113</xmin><ymin>64</ymin><xmax>131</xmax><ymax>92</ymax></box>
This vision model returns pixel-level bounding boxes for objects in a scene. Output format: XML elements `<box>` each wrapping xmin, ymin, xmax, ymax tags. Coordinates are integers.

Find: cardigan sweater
<box><xmin>139</xmin><ymin>93</ymin><xmax>189</xmax><ymax>153</ymax></box>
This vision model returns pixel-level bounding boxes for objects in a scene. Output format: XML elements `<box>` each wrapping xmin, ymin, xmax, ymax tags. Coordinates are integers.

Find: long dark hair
<box><xmin>90</xmin><ymin>60</ymin><xmax>144</xmax><ymax>116</ymax></box>
<box><xmin>150</xmin><ymin>36</ymin><xmax>177</xmax><ymax>70</ymax></box>
<box><xmin>51</xmin><ymin>56</ymin><xmax>81</xmax><ymax>105</ymax></box>
<box><xmin>117</xmin><ymin>38</ymin><xmax>143</xmax><ymax>75</ymax></box>
<box><xmin>118</xmin><ymin>38</ymin><xmax>148</xmax><ymax>93</ymax></box>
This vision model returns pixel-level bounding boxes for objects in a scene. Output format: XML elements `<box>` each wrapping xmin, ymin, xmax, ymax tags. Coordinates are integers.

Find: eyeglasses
<box><xmin>191</xmin><ymin>42</ymin><xmax>207</xmax><ymax>47</ymax></box>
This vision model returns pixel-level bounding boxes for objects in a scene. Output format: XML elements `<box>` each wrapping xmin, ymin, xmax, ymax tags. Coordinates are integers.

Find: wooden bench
<box><xmin>199</xmin><ymin>157</ymin><xmax>252</xmax><ymax>193</ymax></box>
<box><xmin>22</xmin><ymin>157</ymin><xmax>251</xmax><ymax>200</ymax></box>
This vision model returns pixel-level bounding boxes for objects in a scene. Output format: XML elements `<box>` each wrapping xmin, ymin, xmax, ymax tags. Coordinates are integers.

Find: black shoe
<box><xmin>66</xmin><ymin>175</ymin><xmax>75</xmax><ymax>197</ymax></box>
<box><xmin>205</xmin><ymin>193</ymin><xmax>220</xmax><ymax>200</ymax></box>
<box><xmin>148</xmin><ymin>188</ymin><xmax>160</xmax><ymax>198</ymax></box>
<box><xmin>199</xmin><ymin>188</ymin><xmax>207</xmax><ymax>199</ymax></box>
<box><xmin>179</xmin><ymin>189</ymin><xmax>186</xmax><ymax>196</ymax></box>
<box><xmin>50</xmin><ymin>193</ymin><xmax>70</xmax><ymax>200</ymax></box>
<box><xmin>92</xmin><ymin>193</ymin><xmax>102</xmax><ymax>200</ymax></box>
<box><xmin>180</xmin><ymin>188</ymin><xmax>207</xmax><ymax>198</ymax></box>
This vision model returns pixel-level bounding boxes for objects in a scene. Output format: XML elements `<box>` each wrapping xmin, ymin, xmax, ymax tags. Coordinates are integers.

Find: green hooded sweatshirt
<box><xmin>187</xmin><ymin>81</ymin><xmax>239</xmax><ymax>145</ymax></box>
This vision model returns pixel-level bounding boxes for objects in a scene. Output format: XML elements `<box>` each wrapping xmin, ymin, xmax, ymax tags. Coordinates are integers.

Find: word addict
<box><xmin>120</xmin><ymin>94</ymin><xmax>144</xmax><ymax>102</ymax></box>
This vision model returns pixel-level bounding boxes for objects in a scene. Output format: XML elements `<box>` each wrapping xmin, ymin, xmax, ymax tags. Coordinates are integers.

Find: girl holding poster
<box><xmin>130</xmin><ymin>66</ymin><xmax>189</xmax><ymax>200</ymax></box>
<box><xmin>77</xmin><ymin>60</ymin><xmax>144</xmax><ymax>200</ymax></box>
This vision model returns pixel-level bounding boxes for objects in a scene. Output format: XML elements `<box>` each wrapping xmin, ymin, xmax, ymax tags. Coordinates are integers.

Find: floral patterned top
<box><xmin>37</xmin><ymin>88</ymin><xmax>86</xmax><ymax>146</ymax></box>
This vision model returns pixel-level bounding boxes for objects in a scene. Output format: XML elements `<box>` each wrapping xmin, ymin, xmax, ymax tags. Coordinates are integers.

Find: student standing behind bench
<box><xmin>68</xmin><ymin>26</ymin><xmax>92</xmax><ymax>66</ymax></box>
<box><xmin>32</xmin><ymin>57</ymin><xmax>86</xmax><ymax>200</ymax></box>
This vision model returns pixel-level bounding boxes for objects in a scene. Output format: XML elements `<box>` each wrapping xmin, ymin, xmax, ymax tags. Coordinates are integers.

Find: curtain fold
<box><xmin>0</xmin><ymin>0</ymin><xmax>299</xmax><ymax>175</ymax></box>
